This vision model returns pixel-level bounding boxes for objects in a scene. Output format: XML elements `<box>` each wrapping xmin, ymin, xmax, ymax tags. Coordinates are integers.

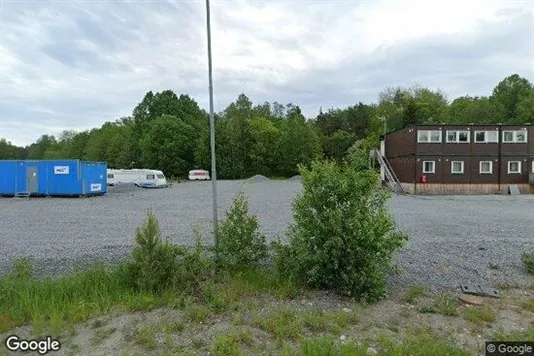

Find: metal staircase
<box><xmin>370</xmin><ymin>149</ymin><xmax>404</xmax><ymax>194</ymax></box>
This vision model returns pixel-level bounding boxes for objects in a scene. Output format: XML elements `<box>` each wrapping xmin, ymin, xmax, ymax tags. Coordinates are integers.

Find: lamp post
<box><xmin>205</xmin><ymin>0</ymin><xmax>218</xmax><ymax>261</ymax></box>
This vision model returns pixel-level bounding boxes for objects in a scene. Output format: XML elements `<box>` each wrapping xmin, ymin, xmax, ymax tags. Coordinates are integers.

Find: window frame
<box><xmin>446</xmin><ymin>130</ymin><xmax>470</xmax><ymax>143</ymax></box>
<box><xmin>503</xmin><ymin>130</ymin><xmax>528</xmax><ymax>143</ymax></box>
<box><xmin>417</xmin><ymin>130</ymin><xmax>442</xmax><ymax>143</ymax></box>
<box><xmin>451</xmin><ymin>161</ymin><xmax>464</xmax><ymax>174</ymax></box>
<box><xmin>507</xmin><ymin>161</ymin><xmax>521</xmax><ymax>174</ymax></box>
<box><xmin>474</xmin><ymin>130</ymin><xmax>499</xmax><ymax>143</ymax></box>
<box><xmin>479</xmin><ymin>161</ymin><xmax>493</xmax><ymax>174</ymax></box>
<box><xmin>146</xmin><ymin>174</ymin><xmax>155</xmax><ymax>180</ymax></box>
<box><xmin>422</xmin><ymin>161</ymin><xmax>435</xmax><ymax>174</ymax></box>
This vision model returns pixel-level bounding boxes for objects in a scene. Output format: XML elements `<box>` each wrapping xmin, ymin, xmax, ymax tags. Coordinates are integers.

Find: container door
<box><xmin>26</xmin><ymin>166</ymin><xmax>38</xmax><ymax>193</ymax></box>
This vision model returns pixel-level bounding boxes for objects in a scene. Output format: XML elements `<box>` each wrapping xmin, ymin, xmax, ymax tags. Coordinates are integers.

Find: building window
<box><xmin>475</xmin><ymin>131</ymin><xmax>498</xmax><ymax>143</ymax></box>
<box><xmin>451</xmin><ymin>161</ymin><xmax>464</xmax><ymax>174</ymax></box>
<box><xmin>479</xmin><ymin>161</ymin><xmax>493</xmax><ymax>174</ymax></box>
<box><xmin>508</xmin><ymin>161</ymin><xmax>521</xmax><ymax>174</ymax></box>
<box><xmin>446</xmin><ymin>130</ymin><xmax>470</xmax><ymax>143</ymax></box>
<box><xmin>107</xmin><ymin>174</ymin><xmax>114</xmax><ymax>179</ymax></box>
<box><xmin>417</xmin><ymin>130</ymin><xmax>442</xmax><ymax>143</ymax></box>
<box><xmin>146</xmin><ymin>174</ymin><xmax>155</xmax><ymax>179</ymax></box>
<box><xmin>503</xmin><ymin>130</ymin><xmax>528</xmax><ymax>143</ymax></box>
<box><xmin>423</xmin><ymin>161</ymin><xmax>435</xmax><ymax>174</ymax></box>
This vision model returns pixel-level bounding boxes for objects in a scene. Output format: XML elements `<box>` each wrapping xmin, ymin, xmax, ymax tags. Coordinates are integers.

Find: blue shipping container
<box><xmin>0</xmin><ymin>160</ymin><xmax>107</xmax><ymax>197</ymax></box>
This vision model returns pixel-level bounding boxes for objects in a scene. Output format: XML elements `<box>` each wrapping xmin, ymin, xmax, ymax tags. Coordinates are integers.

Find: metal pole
<box><xmin>205</xmin><ymin>0</ymin><xmax>218</xmax><ymax>261</ymax></box>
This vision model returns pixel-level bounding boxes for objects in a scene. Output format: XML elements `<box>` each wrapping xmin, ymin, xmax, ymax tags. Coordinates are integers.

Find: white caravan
<box><xmin>188</xmin><ymin>169</ymin><xmax>210</xmax><ymax>180</ymax></box>
<box><xmin>107</xmin><ymin>169</ymin><xmax>168</xmax><ymax>188</ymax></box>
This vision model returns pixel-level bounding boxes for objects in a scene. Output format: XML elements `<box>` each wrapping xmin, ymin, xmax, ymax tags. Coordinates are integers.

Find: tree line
<box><xmin>1</xmin><ymin>74</ymin><xmax>532</xmax><ymax>179</ymax></box>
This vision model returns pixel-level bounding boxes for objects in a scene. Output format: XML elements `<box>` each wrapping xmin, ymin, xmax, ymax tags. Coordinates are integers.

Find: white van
<box><xmin>107</xmin><ymin>169</ymin><xmax>168</xmax><ymax>188</ymax></box>
<box><xmin>188</xmin><ymin>169</ymin><xmax>210</xmax><ymax>181</ymax></box>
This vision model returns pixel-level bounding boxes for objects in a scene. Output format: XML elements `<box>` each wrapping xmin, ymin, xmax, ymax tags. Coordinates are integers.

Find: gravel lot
<box><xmin>1</xmin><ymin>179</ymin><xmax>533</xmax><ymax>295</ymax></box>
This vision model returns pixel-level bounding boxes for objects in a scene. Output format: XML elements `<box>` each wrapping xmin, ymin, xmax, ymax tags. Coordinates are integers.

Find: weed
<box><xmin>212</xmin><ymin>328</ymin><xmax>253</xmax><ymax>356</ymax></box>
<box><xmin>162</xmin><ymin>321</ymin><xmax>185</xmax><ymax>333</ymax></box>
<box><xmin>135</xmin><ymin>325</ymin><xmax>158</xmax><ymax>350</ymax></box>
<box><xmin>252</xmin><ymin>307</ymin><xmax>302</xmax><ymax>340</ymax></box>
<box><xmin>434</xmin><ymin>294</ymin><xmax>459</xmax><ymax>316</ymax></box>
<box><xmin>492</xmin><ymin>327</ymin><xmax>534</xmax><ymax>341</ymax></box>
<box><xmin>67</xmin><ymin>344</ymin><xmax>81</xmax><ymax>356</ymax></box>
<box><xmin>377</xmin><ymin>327</ymin><xmax>470</xmax><ymax>355</ymax></box>
<box><xmin>301</xmin><ymin>309</ymin><xmax>330</xmax><ymax>332</ymax></box>
<box><xmin>404</xmin><ymin>285</ymin><xmax>426</xmax><ymax>303</ymax></box>
<box><xmin>419</xmin><ymin>305</ymin><xmax>436</xmax><ymax>314</ymax></box>
<box><xmin>522</xmin><ymin>252</ymin><xmax>534</xmax><ymax>275</ymax></box>
<box><xmin>186</xmin><ymin>304</ymin><xmax>212</xmax><ymax>323</ymax></box>
<box><xmin>463</xmin><ymin>306</ymin><xmax>497</xmax><ymax>324</ymax></box>
<box><xmin>523</xmin><ymin>299</ymin><xmax>534</xmax><ymax>313</ymax></box>
<box><xmin>91</xmin><ymin>319</ymin><xmax>106</xmax><ymax>329</ymax></box>
<box><xmin>92</xmin><ymin>327</ymin><xmax>116</xmax><ymax>345</ymax></box>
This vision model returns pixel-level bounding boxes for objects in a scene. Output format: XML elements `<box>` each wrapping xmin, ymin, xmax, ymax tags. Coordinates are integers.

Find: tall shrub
<box><xmin>276</xmin><ymin>140</ymin><xmax>408</xmax><ymax>302</ymax></box>
<box><xmin>121</xmin><ymin>209</ymin><xmax>183</xmax><ymax>292</ymax></box>
<box><xmin>217</xmin><ymin>191</ymin><xmax>268</xmax><ymax>272</ymax></box>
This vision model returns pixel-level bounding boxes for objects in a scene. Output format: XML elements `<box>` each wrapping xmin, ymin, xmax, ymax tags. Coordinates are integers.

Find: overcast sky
<box><xmin>1</xmin><ymin>0</ymin><xmax>533</xmax><ymax>146</ymax></box>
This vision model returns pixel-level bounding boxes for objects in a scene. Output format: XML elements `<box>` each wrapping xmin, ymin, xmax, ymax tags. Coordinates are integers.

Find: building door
<box><xmin>26</xmin><ymin>166</ymin><xmax>38</xmax><ymax>193</ymax></box>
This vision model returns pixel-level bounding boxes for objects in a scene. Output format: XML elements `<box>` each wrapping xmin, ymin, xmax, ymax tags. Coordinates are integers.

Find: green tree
<box><xmin>447</xmin><ymin>96</ymin><xmax>506</xmax><ymax>124</ymax></box>
<box><xmin>490</xmin><ymin>74</ymin><xmax>532</xmax><ymax>122</ymax></box>
<box><xmin>139</xmin><ymin>115</ymin><xmax>197</xmax><ymax>178</ymax></box>
<box><xmin>276</xmin><ymin>110</ymin><xmax>322</xmax><ymax>176</ymax></box>
<box><xmin>248</xmin><ymin>117</ymin><xmax>281</xmax><ymax>176</ymax></box>
<box><xmin>515</xmin><ymin>88</ymin><xmax>534</xmax><ymax>124</ymax></box>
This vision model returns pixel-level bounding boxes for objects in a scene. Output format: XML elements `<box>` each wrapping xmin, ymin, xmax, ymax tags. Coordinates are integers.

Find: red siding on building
<box><xmin>385</xmin><ymin>127</ymin><xmax>416</xmax><ymax>157</ymax></box>
<box><xmin>500</xmin><ymin>157</ymin><xmax>529</xmax><ymax>184</ymax></box>
<box><xmin>415</xmin><ymin>156</ymin><xmax>442</xmax><ymax>184</ymax></box>
<box><xmin>388</xmin><ymin>155</ymin><xmax>415</xmax><ymax>183</ymax></box>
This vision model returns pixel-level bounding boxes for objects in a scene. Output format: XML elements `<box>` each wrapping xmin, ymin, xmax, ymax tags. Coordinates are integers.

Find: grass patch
<box><xmin>492</xmin><ymin>327</ymin><xmax>534</xmax><ymax>341</ymax></box>
<box><xmin>252</xmin><ymin>307</ymin><xmax>302</xmax><ymax>340</ymax></box>
<box><xmin>92</xmin><ymin>327</ymin><xmax>117</xmax><ymax>345</ymax></box>
<box><xmin>463</xmin><ymin>306</ymin><xmax>497</xmax><ymax>324</ymax></box>
<box><xmin>523</xmin><ymin>299</ymin><xmax>534</xmax><ymax>313</ymax></box>
<box><xmin>377</xmin><ymin>327</ymin><xmax>469</xmax><ymax>356</ymax></box>
<box><xmin>211</xmin><ymin>328</ymin><xmax>254</xmax><ymax>356</ymax></box>
<box><xmin>522</xmin><ymin>252</ymin><xmax>534</xmax><ymax>275</ymax></box>
<box><xmin>434</xmin><ymin>294</ymin><xmax>459</xmax><ymax>316</ymax></box>
<box><xmin>0</xmin><ymin>258</ymin><xmax>141</xmax><ymax>330</ymax></box>
<box><xmin>404</xmin><ymin>285</ymin><xmax>426</xmax><ymax>304</ymax></box>
<box><xmin>185</xmin><ymin>303</ymin><xmax>212</xmax><ymax>323</ymax></box>
<box><xmin>134</xmin><ymin>325</ymin><xmax>158</xmax><ymax>350</ymax></box>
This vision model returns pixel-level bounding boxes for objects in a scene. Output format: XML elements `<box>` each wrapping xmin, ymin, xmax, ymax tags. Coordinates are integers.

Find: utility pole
<box><xmin>205</xmin><ymin>0</ymin><xmax>218</xmax><ymax>261</ymax></box>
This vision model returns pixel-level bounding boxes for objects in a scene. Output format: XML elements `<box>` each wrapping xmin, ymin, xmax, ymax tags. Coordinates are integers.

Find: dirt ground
<box><xmin>2</xmin><ymin>285</ymin><xmax>533</xmax><ymax>356</ymax></box>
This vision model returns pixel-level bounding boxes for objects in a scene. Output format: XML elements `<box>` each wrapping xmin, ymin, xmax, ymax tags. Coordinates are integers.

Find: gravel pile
<box><xmin>246</xmin><ymin>174</ymin><xmax>270</xmax><ymax>183</ymax></box>
<box><xmin>288</xmin><ymin>175</ymin><xmax>302</xmax><ymax>181</ymax></box>
<box><xmin>0</xmin><ymin>180</ymin><xmax>532</xmax><ymax>296</ymax></box>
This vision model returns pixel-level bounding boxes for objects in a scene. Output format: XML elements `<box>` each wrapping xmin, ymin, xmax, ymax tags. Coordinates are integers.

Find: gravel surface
<box><xmin>0</xmin><ymin>180</ymin><xmax>533</xmax><ymax>296</ymax></box>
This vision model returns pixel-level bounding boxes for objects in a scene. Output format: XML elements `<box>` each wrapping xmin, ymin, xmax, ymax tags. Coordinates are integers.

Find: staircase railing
<box><xmin>370</xmin><ymin>149</ymin><xmax>404</xmax><ymax>194</ymax></box>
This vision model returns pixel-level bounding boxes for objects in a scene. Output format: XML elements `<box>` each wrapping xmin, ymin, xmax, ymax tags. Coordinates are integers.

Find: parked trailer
<box><xmin>0</xmin><ymin>160</ymin><xmax>107</xmax><ymax>197</ymax></box>
<box><xmin>188</xmin><ymin>169</ymin><xmax>210</xmax><ymax>180</ymax></box>
<box><xmin>107</xmin><ymin>169</ymin><xmax>168</xmax><ymax>188</ymax></box>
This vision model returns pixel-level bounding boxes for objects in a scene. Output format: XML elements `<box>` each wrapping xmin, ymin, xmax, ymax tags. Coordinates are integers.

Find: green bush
<box><xmin>276</xmin><ymin>141</ymin><xmax>408</xmax><ymax>302</ymax></box>
<box><xmin>216</xmin><ymin>191</ymin><xmax>269</xmax><ymax>272</ymax></box>
<box><xmin>522</xmin><ymin>252</ymin><xmax>534</xmax><ymax>275</ymax></box>
<box><xmin>120</xmin><ymin>209</ymin><xmax>184</xmax><ymax>292</ymax></box>
<box><xmin>176</xmin><ymin>227</ymin><xmax>215</xmax><ymax>295</ymax></box>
